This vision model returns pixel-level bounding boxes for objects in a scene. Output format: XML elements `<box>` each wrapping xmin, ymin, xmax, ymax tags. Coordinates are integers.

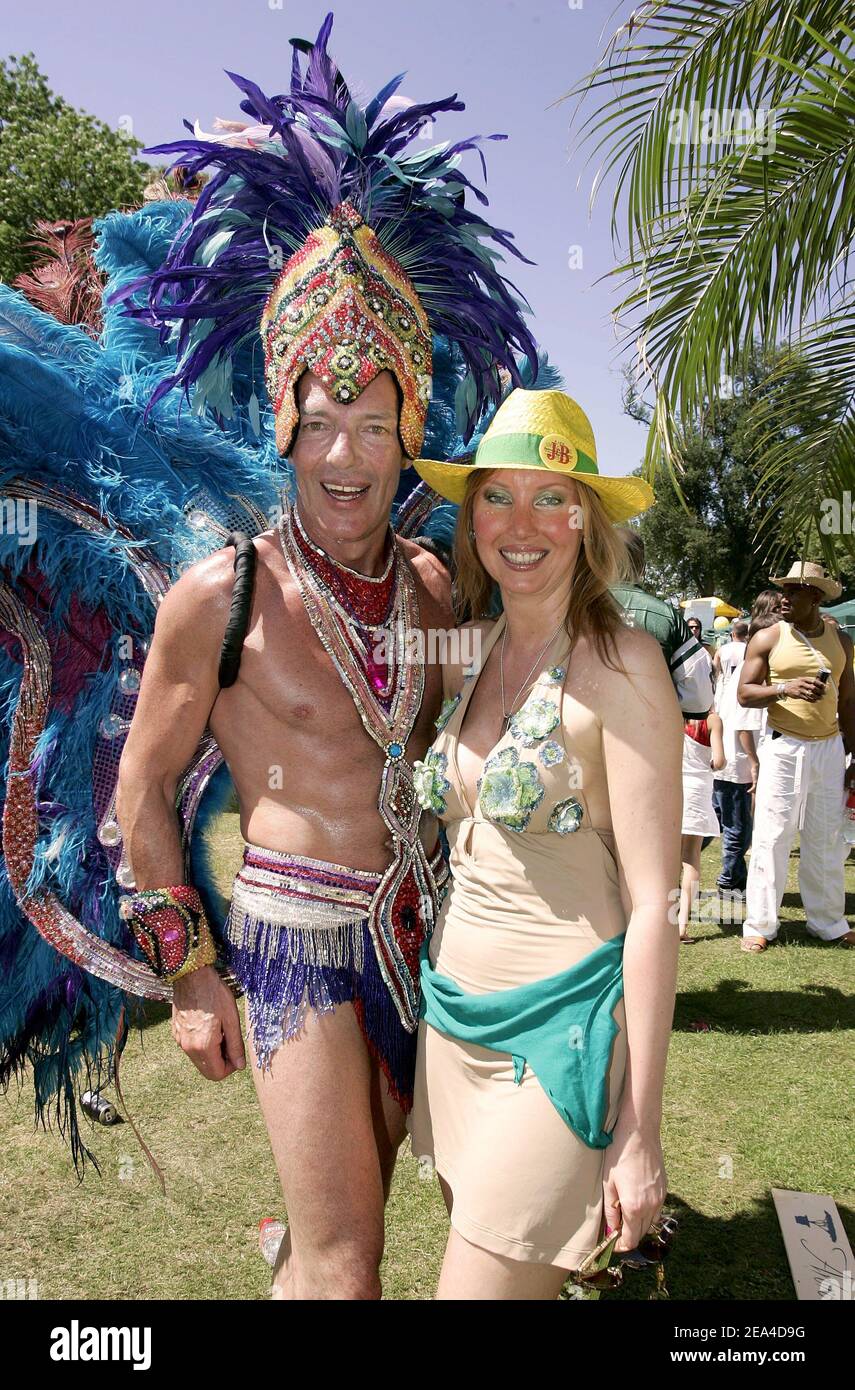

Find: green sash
<box><xmin>419</xmin><ymin>931</ymin><xmax>626</xmax><ymax>1149</ymax></box>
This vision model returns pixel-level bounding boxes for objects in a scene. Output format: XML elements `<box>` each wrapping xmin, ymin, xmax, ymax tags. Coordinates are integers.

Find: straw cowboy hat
<box><xmin>414</xmin><ymin>388</ymin><xmax>655</xmax><ymax>524</ymax></box>
<box><xmin>770</xmin><ymin>560</ymin><xmax>842</xmax><ymax>601</ymax></box>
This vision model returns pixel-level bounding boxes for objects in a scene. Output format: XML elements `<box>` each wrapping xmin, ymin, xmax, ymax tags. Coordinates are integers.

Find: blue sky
<box><xmin>5</xmin><ymin>0</ymin><xmax>646</xmax><ymax>475</ymax></box>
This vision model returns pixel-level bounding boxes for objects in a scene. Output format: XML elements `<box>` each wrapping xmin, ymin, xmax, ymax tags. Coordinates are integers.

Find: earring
<box><xmin>467</xmin><ymin>526</ymin><xmax>475</xmax><ymax>541</ymax></box>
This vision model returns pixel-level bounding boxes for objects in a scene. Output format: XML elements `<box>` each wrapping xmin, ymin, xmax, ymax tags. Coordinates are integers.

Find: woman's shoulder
<box><xmin>585</xmin><ymin>621</ymin><xmax>680</xmax><ymax>727</ymax></box>
<box><xmin>583</xmin><ymin>620</ymin><xmax>669</xmax><ymax>681</ymax></box>
<box><xmin>610</xmin><ymin>618</ymin><xmax>666</xmax><ymax>663</ymax></box>
<box><xmin>442</xmin><ymin>617</ymin><xmax>496</xmax><ymax>697</ymax></box>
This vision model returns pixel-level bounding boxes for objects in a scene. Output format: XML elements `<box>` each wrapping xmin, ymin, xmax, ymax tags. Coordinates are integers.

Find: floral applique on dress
<box><xmin>538</xmin><ymin>739</ymin><xmax>566</xmax><ymax>768</ymax></box>
<box><xmin>547</xmin><ymin>797</ymin><xmax>585</xmax><ymax>835</ymax></box>
<box><xmin>435</xmin><ymin>693</ymin><xmax>462</xmax><ymax>733</ymax></box>
<box><xmin>477</xmin><ymin>746</ymin><xmax>545</xmax><ymax>832</ymax></box>
<box><xmin>507</xmin><ymin>696</ymin><xmax>561</xmax><ymax>748</ymax></box>
<box><xmin>413</xmin><ymin>748</ymin><xmax>451</xmax><ymax>816</ymax></box>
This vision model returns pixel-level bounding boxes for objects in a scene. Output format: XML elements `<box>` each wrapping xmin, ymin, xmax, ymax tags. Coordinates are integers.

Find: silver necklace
<box><xmin>499</xmin><ymin>619</ymin><xmax>565</xmax><ymax>732</ymax></box>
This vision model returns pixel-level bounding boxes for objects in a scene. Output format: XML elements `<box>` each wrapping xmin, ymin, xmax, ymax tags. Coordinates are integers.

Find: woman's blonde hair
<box><xmin>452</xmin><ymin>469</ymin><xmax>634</xmax><ymax>673</ymax></box>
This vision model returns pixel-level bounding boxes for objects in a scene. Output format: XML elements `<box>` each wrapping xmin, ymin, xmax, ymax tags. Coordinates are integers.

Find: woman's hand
<box><xmin>601</xmin><ymin>1118</ymin><xmax>667</xmax><ymax>1253</ymax></box>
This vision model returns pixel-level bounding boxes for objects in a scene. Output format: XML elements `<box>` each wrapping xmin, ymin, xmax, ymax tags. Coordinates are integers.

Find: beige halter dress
<box><xmin>408</xmin><ymin>615</ymin><xmax>629</xmax><ymax>1269</ymax></box>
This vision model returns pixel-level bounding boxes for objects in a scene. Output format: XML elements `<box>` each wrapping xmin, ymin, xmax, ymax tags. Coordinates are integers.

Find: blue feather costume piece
<box><xmin>0</xmin><ymin>204</ymin><xmax>286</xmax><ymax>1172</ymax></box>
<box><xmin>0</xmin><ymin>14</ymin><xmax>561</xmax><ymax>1174</ymax></box>
<box><xmin>0</xmin><ymin>205</ymin><xmax>481</xmax><ymax>1174</ymax></box>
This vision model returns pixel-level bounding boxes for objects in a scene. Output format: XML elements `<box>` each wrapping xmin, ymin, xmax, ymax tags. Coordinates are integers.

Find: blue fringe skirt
<box><xmin>220</xmin><ymin>842</ymin><xmax>442</xmax><ymax>1110</ymax></box>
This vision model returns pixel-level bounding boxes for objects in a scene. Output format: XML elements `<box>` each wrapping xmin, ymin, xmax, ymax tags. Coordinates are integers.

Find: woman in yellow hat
<box><xmin>408</xmin><ymin>388</ymin><xmax>684</xmax><ymax>1299</ymax></box>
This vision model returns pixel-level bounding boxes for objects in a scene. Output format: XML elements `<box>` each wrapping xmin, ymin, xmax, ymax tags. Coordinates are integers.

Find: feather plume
<box><xmin>14</xmin><ymin>220</ymin><xmax>105</xmax><ymax>337</ymax></box>
<box><xmin>116</xmin><ymin>11</ymin><xmax>538</xmax><ymax>440</ymax></box>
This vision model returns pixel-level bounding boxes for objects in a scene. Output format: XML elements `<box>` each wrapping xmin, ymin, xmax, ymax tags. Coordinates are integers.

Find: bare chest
<box><xmin>209</xmin><ymin>544</ymin><xmax>443</xmax><ymax>759</ymax></box>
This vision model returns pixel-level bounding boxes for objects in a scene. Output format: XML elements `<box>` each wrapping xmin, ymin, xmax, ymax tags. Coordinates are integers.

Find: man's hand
<box><xmin>747</xmin><ymin>760</ymin><xmax>760</xmax><ymax>796</ymax></box>
<box><xmin>171</xmin><ymin>966</ymin><xmax>246</xmax><ymax>1080</ymax></box>
<box><xmin>782</xmin><ymin>676</ymin><xmax>827</xmax><ymax>703</ymax></box>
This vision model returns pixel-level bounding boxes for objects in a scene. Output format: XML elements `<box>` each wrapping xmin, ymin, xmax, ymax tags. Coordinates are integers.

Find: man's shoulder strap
<box><xmin>217</xmin><ymin>531</ymin><xmax>258</xmax><ymax>689</ymax></box>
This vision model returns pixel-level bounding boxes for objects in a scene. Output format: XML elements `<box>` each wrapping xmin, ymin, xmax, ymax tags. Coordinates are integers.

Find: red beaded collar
<box><xmin>290</xmin><ymin>504</ymin><xmax>396</xmax><ymax>628</ymax></box>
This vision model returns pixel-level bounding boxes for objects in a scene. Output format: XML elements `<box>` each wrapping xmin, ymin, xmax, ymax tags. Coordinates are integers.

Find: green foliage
<box><xmin>626</xmin><ymin>345</ymin><xmax>855</xmax><ymax>605</ymax></box>
<box><xmin>0</xmin><ymin>53</ymin><xmax>148</xmax><ymax>283</ymax></box>
<box><xmin>566</xmin><ymin>1</ymin><xmax>855</xmax><ymax>568</ymax></box>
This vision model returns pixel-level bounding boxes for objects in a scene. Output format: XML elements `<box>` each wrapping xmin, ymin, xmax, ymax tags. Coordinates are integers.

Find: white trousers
<box><xmin>743</xmin><ymin>731</ymin><xmax>849</xmax><ymax>940</ymax></box>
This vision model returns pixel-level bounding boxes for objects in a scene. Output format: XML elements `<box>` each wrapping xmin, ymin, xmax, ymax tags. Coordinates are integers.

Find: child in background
<box><xmin>679</xmin><ymin>710</ymin><xmax>726</xmax><ymax>942</ymax></box>
<box><xmin>713</xmin><ymin>619</ymin><xmax>759</xmax><ymax>892</ymax></box>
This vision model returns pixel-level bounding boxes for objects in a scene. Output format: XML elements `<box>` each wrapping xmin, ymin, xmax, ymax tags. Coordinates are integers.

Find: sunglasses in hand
<box><xmin>568</xmin><ymin>1215</ymin><xmax>679</xmax><ymax>1296</ymax></box>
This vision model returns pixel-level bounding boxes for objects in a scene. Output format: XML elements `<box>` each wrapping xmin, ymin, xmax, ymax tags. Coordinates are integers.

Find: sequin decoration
<box><xmin>0</xmin><ymin>581</ymin><xmax>170</xmax><ymax>1002</ymax></box>
<box><xmin>220</xmin><ymin>841</ymin><xmax>448</xmax><ymax>1107</ymax></box>
<box><xmin>548</xmin><ymin>798</ymin><xmax>585</xmax><ymax>834</ymax></box>
<box><xmin>119</xmin><ymin>883</ymin><xmax>218</xmax><ymax>980</ymax></box>
<box><xmin>278</xmin><ymin>501</ymin><xmax>442</xmax><ymax>1032</ymax></box>
<box><xmin>261</xmin><ymin>202</ymin><xmax>433</xmax><ymax>459</ymax></box>
<box><xmin>118</xmin><ymin>667</ymin><xmax>141</xmax><ymax>694</ymax></box>
<box><xmin>477</xmin><ymin>746</ymin><xmax>545</xmax><ymax>832</ymax></box>
<box><xmin>289</xmin><ymin>501</ymin><xmax>397</xmax><ymax>703</ymax></box>
<box><xmin>508</xmin><ymin>696</ymin><xmax>561</xmax><ymax>747</ymax></box>
<box><xmin>413</xmin><ymin>748</ymin><xmax>451</xmax><ymax>816</ymax></box>
<box><xmin>538</xmin><ymin>739</ymin><xmax>566</xmax><ymax>767</ymax></box>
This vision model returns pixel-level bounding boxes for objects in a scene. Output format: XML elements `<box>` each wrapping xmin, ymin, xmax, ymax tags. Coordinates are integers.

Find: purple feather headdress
<box><xmin>118</xmin><ymin>11</ymin><xmax>538</xmax><ymax>446</ymax></box>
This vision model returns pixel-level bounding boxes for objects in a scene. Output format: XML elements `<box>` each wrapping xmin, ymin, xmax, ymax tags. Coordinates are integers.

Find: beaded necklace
<box><xmin>278</xmin><ymin>500</ymin><xmax>439</xmax><ymax>1031</ymax></box>
<box><xmin>289</xmin><ymin>502</ymin><xmax>397</xmax><ymax>703</ymax></box>
<box><xmin>289</xmin><ymin>502</ymin><xmax>395</xmax><ymax>625</ymax></box>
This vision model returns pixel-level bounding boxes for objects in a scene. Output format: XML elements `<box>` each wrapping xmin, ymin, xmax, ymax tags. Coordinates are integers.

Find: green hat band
<box><xmin>475</xmin><ymin>431</ymin><xmax>598</xmax><ymax>475</ymax></box>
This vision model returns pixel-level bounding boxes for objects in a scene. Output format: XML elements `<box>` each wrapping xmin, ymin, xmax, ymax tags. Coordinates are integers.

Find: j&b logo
<box><xmin>539</xmin><ymin>435</ymin><xmax>578</xmax><ymax>472</ymax></box>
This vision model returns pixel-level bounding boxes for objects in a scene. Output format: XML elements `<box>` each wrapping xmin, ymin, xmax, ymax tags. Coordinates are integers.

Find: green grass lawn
<box><xmin>1</xmin><ymin>811</ymin><xmax>852</xmax><ymax>1301</ymax></box>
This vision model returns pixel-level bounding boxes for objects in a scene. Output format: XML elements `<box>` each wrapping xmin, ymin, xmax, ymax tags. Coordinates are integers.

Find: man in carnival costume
<box><xmin>114</xmin><ymin>15</ymin><xmax>537</xmax><ymax>1299</ymax></box>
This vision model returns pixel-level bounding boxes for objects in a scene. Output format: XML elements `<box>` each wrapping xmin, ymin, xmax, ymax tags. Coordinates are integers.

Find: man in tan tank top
<box><xmin>737</xmin><ymin>562</ymin><xmax>855</xmax><ymax>951</ymax></box>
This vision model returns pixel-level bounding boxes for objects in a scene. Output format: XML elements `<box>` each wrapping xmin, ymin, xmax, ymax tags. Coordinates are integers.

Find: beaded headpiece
<box><xmin>120</xmin><ymin>11</ymin><xmax>537</xmax><ymax>455</ymax></box>
<box><xmin>261</xmin><ymin>201</ymin><xmax>432</xmax><ymax>458</ymax></box>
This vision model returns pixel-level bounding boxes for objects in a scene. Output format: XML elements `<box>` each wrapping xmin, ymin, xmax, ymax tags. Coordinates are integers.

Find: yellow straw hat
<box><xmin>413</xmin><ymin>388</ymin><xmax>654</xmax><ymax>524</ymax></box>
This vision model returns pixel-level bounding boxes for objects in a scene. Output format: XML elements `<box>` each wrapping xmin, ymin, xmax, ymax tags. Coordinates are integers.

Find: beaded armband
<box><xmin>118</xmin><ymin>884</ymin><xmax>217</xmax><ymax>982</ymax></box>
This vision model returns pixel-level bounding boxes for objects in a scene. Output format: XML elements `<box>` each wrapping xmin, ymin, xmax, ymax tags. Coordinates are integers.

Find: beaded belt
<box><xmin>222</xmin><ymin>840</ymin><xmax>447</xmax><ymax>1082</ymax></box>
<box><xmin>224</xmin><ymin>839</ymin><xmax>447</xmax><ymax>979</ymax></box>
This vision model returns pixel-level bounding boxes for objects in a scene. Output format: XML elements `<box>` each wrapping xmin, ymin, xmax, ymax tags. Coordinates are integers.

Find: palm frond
<box><xmin>745</xmin><ymin>305</ymin><xmax>855</xmax><ymax>567</ymax></box>
<box><xmin>563</xmin><ymin>0</ymin><xmax>854</xmax><ymax>248</ymax></box>
<box><xmin>566</xmin><ymin>0</ymin><xmax>855</xmax><ymax>557</ymax></box>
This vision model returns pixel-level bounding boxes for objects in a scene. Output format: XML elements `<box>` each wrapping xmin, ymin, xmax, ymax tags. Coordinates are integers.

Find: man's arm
<box><xmin>116</xmin><ymin>551</ymin><xmax>234</xmax><ymax>885</ymax></box>
<box><xmin>835</xmin><ymin>632</ymin><xmax>855</xmax><ymax>778</ymax></box>
<box><xmin>737</xmin><ymin>625</ymin><xmax>826</xmax><ymax>708</ymax></box>
<box><xmin>708</xmin><ymin>710</ymin><xmax>726</xmax><ymax>771</ymax></box>
<box><xmin>116</xmin><ymin>548</ymin><xmax>246</xmax><ymax>1082</ymax></box>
